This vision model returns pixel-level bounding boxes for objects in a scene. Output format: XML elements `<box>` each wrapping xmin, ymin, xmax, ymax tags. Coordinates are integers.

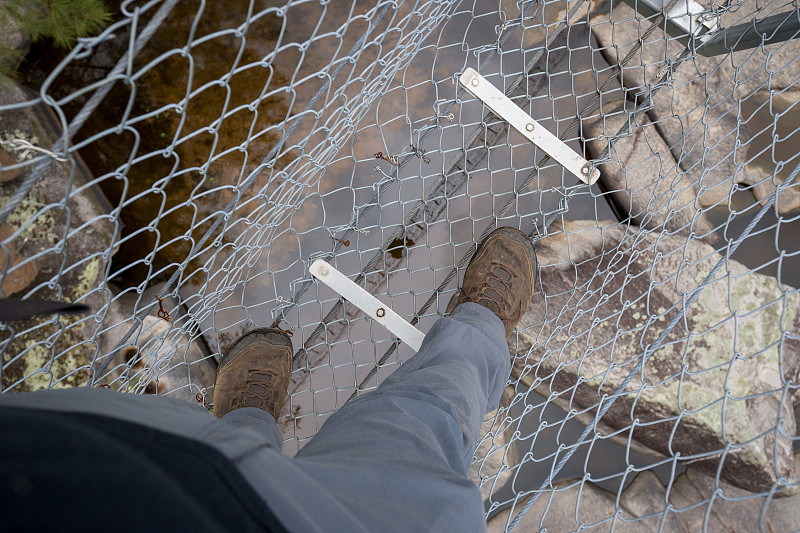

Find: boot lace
<box><xmin>476</xmin><ymin>263</ymin><xmax>514</xmax><ymax>311</ymax></box>
<box><xmin>241</xmin><ymin>369</ymin><xmax>279</xmax><ymax>408</ymax></box>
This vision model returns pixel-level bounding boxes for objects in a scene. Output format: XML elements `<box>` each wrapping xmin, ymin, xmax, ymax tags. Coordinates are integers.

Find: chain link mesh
<box><xmin>1</xmin><ymin>0</ymin><xmax>800</xmax><ymax>530</ymax></box>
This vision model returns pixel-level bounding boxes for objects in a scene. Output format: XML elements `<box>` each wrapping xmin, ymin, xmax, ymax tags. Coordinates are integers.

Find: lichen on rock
<box><xmin>515</xmin><ymin>218</ymin><xmax>800</xmax><ymax>494</ymax></box>
<box><xmin>0</xmin><ymin>78</ymin><xmax>114</xmax><ymax>392</ymax></box>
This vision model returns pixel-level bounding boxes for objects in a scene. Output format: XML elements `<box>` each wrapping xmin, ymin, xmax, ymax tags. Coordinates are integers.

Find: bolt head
<box><xmin>376</xmin><ymin>307</ymin><xmax>386</xmax><ymax>318</ymax></box>
<box><xmin>525</xmin><ymin>123</ymin><xmax>534</xmax><ymax>132</ymax></box>
<box><xmin>581</xmin><ymin>166</ymin><xmax>590</xmax><ymax>174</ymax></box>
<box><xmin>319</xmin><ymin>267</ymin><xmax>329</xmax><ymax>276</ymax></box>
<box><xmin>470</xmin><ymin>78</ymin><xmax>479</xmax><ymax>87</ymax></box>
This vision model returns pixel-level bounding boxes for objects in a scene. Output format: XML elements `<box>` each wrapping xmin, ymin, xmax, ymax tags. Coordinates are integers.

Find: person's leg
<box><xmin>210</xmin><ymin>326</ymin><xmax>295</xmax><ymax>450</ymax></box>
<box><xmin>220</xmin><ymin>407</ymin><xmax>283</xmax><ymax>449</ymax></box>
<box><xmin>0</xmin><ymin>325</ymin><xmax>291</xmax><ymax>452</ymax></box>
<box><xmin>299</xmin><ymin>302</ymin><xmax>507</xmax><ymax>468</ymax></box>
<box><xmin>287</xmin><ymin>227</ymin><xmax>537</xmax><ymax>532</ymax></box>
<box><xmin>0</xmin><ymin>389</ymin><xmax>362</xmax><ymax>533</ymax></box>
<box><xmin>284</xmin><ymin>302</ymin><xmax>508</xmax><ymax>532</ymax></box>
<box><xmin>0</xmin><ymin>325</ymin><xmax>292</xmax><ymax>453</ymax></box>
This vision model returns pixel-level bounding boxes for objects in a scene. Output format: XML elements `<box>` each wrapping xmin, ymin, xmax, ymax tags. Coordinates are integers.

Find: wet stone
<box><xmin>514</xmin><ymin>218</ymin><xmax>800</xmax><ymax>494</ymax></box>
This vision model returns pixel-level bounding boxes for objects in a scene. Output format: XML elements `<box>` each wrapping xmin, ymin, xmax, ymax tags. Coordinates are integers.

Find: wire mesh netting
<box><xmin>2</xmin><ymin>0</ymin><xmax>800</xmax><ymax>530</ymax></box>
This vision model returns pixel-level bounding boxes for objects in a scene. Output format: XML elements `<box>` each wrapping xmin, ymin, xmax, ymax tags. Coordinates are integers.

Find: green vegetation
<box><xmin>1</xmin><ymin>0</ymin><xmax>112</xmax><ymax>76</ymax></box>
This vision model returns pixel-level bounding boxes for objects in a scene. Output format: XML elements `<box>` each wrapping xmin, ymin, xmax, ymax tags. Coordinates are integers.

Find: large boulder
<box><xmin>588</xmin><ymin>0</ymin><xmax>800</xmax><ymax>214</ymax></box>
<box><xmin>514</xmin><ymin>218</ymin><xmax>800</xmax><ymax>494</ymax></box>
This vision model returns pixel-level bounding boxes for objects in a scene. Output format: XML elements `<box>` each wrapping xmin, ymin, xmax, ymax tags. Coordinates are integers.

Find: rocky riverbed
<box><xmin>477</xmin><ymin>0</ymin><xmax>800</xmax><ymax>524</ymax></box>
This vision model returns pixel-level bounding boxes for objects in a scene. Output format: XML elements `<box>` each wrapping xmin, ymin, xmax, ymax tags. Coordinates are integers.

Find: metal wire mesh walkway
<box><xmin>2</xmin><ymin>0</ymin><xmax>800</xmax><ymax>530</ymax></box>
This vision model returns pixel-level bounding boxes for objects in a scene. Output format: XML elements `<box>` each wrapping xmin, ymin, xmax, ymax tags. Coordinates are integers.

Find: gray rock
<box><xmin>97</xmin><ymin>289</ymin><xmax>216</xmax><ymax>404</ymax></box>
<box><xmin>486</xmin><ymin>477</ymin><xmax>661</xmax><ymax>533</ymax></box>
<box><xmin>614</xmin><ymin>471</ymin><xmax>676</xmax><ymax>532</ymax></box>
<box><xmin>618</xmin><ymin>456</ymin><xmax>800</xmax><ymax>532</ymax></box>
<box><xmin>0</xmin><ymin>80</ymin><xmax>116</xmax><ymax>391</ymax></box>
<box><xmin>738</xmin><ymin>166</ymin><xmax>800</xmax><ymax>216</ymax></box>
<box><xmin>514</xmin><ymin>218</ymin><xmax>800</xmax><ymax>494</ymax></box>
<box><xmin>752</xmin><ymin>454</ymin><xmax>800</xmax><ymax>532</ymax></box>
<box><xmin>0</xmin><ymin>0</ymin><xmax>27</xmax><ymax>72</ymax></box>
<box><xmin>588</xmin><ymin>0</ymin><xmax>800</xmax><ymax>213</ymax></box>
<box><xmin>485</xmin><ymin>457</ymin><xmax>800</xmax><ymax>531</ymax></box>
<box><xmin>511</xmin><ymin>364</ymin><xmax>672</xmax><ymax>458</ymax></box>
<box><xmin>619</xmin><ymin>470</ymin><xmax>668</xmax><ymax>521</ymax></box>
<box><xmin>582</xmin><ymin>97</ymin><xmax>717</xmax><ymax>238</ymax></box>
<box><xmin>734</xmin><ymin>87</ymin><xmax>800</xmax><ymax>215</ymax></box>
<box><xmin>498</xmin><ymin>453</ymin><xmax>800</xmax><ymax>532</ymax></box>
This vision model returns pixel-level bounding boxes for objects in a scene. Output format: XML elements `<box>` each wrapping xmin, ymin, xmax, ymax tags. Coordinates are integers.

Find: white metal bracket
<box><xmin>620</xmin><ymin>0</ymin><xmax>716</xmax><ymax>41</ymax></box>
<box><xmin>458</xmin><ymin>67</ymin><xmax>601</xmax><ymax>185</ymax></box>
<box><xmin>309</xmin><ymin>259</ymin><xmax>426</xmax><ymax>352</ymax></box>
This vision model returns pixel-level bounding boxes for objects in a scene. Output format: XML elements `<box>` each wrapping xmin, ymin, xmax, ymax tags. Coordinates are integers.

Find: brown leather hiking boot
<box><xmin>452</xmin><ymin>227</ymin><xmax>537</xmax><ymax>335</ymax></box>
<box><xmin>212</xmin><ymin>328</ymin><xmax>292</xmax><ymax>420</ymax></box>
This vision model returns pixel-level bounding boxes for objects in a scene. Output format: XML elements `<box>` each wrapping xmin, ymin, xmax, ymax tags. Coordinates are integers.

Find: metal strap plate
<box><xmin>309</xmin><ymin>259</ymin><xmax>426</xmax><ymax>352</ymax></box>
<box><xmin>459</xmin><ymin>67</ymin><xmax>601</xmax><ymax>185</ymax></box>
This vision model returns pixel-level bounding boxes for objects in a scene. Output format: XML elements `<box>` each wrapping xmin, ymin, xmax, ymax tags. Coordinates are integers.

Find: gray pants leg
<box><xmin>291</xmin><ymin>302</ymin><xmax>510</xmax><ymax>531</ymax></box>
<box><xmin>0</xmin><ymin>302</ymin><xmax>509</xmax><ymax>532</ymax></box>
